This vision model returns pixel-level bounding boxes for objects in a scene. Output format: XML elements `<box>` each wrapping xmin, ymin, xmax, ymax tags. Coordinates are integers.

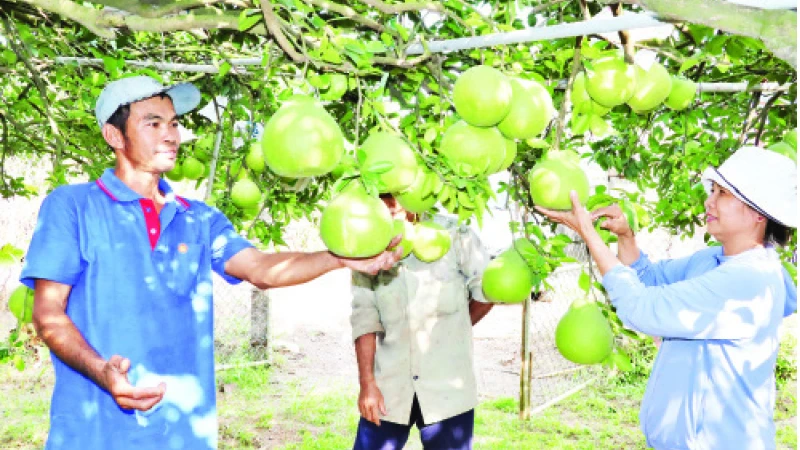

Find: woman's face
<box><xmin>704</xmin><ymin>181</ymin><xmax>763</xmax><ymax>242</ymax></box>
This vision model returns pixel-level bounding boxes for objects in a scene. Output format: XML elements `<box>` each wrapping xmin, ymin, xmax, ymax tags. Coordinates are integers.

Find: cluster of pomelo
<box><xmin>572</xmin><ymin>52</ymin><xmax>698</xmax><ymax>136</ymax></box>
<box><xmin>767</xmin><ymin>128</ymin><xmax>798</xmax><ymax>163</ymax></box>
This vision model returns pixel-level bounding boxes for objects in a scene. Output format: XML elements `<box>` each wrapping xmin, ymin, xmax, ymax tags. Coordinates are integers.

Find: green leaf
<box><xmin>364</xmin><ymin>41</ymin><xmax>387</xmax><ymax>54</ymax></box>
<box><xmin>238</xmin><ymin>10</ymin><xmax>262</xmax><ymax>31</ymax></box>
<box><xmin>578</xmin><ymin>271</ymin><xmax>591</xmax><ymax>293</ymax></box>
<box><xmin>365</xmin><ymin>161</ymin><xmax>394</xmax><ymax>175</ymax></box>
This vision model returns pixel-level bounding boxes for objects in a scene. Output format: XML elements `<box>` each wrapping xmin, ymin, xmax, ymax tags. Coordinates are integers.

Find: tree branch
<box><xmin>610</xmin><ymin>3</ymin><xmax>634</xmax><ymax>64</ymax></box>
<box><xmin>259</xmin><ymin>0</ymin><xmax>308</xmax><ymax>64</ymax></box>
<box><xmin>754</xmin><ymin>91</ymin><xmax>783</xmax><ymax>145</ymax></box>
<box><xmin>530</xmin><ymin>0</ymin><xmax>573</xmax><ymax>14</ymax></box>
<box><xmin>356</xmin><ymin>0</ymin><xmax>445</xmax><ymax>14</ymax></box>
<box><xmin>90</xmin><ymin>0</ymin><xmax>253</xmax><ymax>18</ymax></box>
<box><xmin>303</xmin><ymin>0</ymin><xmax>387</xmax><ymax>34</ymax></box>
<box><xmin>17</xmin><ymin>0</ymin><xmax>116</xmax><ymax>38</ymax></box>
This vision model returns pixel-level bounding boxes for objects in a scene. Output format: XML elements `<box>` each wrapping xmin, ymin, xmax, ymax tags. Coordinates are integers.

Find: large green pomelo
<box><xmin>571</xmin><ymin>72</ymin><xmax>611</xmax><ymax>116</ymax></box>
<box><xmin>411</xmin><ymin>221</ymin><xmax>451</xmax><ymax>262</ymax></box>
<box><xmin>453</xmin><ymin>66</ymin><xmax>513</xmax><ymax>127</ymax></box>
<box><xmin>263</xmin><ymin>102</ymin><xmax>345</xmax><ymax>178</ymax></box>
<box><xmin>182</xmin><ymin>156</ymin><xmax>206</xmax><ymax>180</ymax></box>
<box><xmin>396</xmin><ymin>168</ymin><xmax>438</xmax><ymax>214</ymax></box>
<box><xmin>555</xmin><ymin>298</ymin><xmax>614</xmax><ymax>365</ymax></box>
<box><xmin>359</xmin><ymin>132</ymin><xmax>419</xmax><ymax>193</ymax></box>
<box><xmin>8</xmin><ymin>285</ymin><xmax>34</xmax><ymax>324</ymax></box>
<box><xmin>495</xmin><ymin>139</ymin><xmax>517</xmax><ymax>173</ymax></box>
<box><xmin>245</xmin><ymin>141</ymin><xmax>266</xmax><ymax>173</ymax></box>
<box><xmin>627</xmin><ymin>61</ymin><xmax>672</xmax><ymax>113</ymax></box>
<box><xmin>439</xmin><ymin>121</ymin><xmax>506</xmax><ymax>176</ymax></box>
<box><xmin>584</xmin><ymin>56</ymin><xmax>637</xmax><ymax>108</ymax></box>
<box><xmin>231</xmin><ymin>179</ymin><xmax>262</xmax><ymax>209</ymax></box>
<box><xmin>482</xmin><ymin>247</ymin><xmax>535</xmax><ymax>304</ymax></box>
<box><xmin>392</xmin><ymin>219</ymin><xmax>414</xmax><ymax>259</ymax></box>
<box><xmin>497</xmin><ymin>79</ymin><xmax>555</xmax><ymax>140</ymax></box>
<box><xmin>164</xmin><ymin>162</ymin><xmax>183</xmax><ymax>181</ymax></box>
<box><xmin>319</xmin><ymin>187</ymin><xmax>394</xmax><ymax>258</ymax></box>
<box><xmin>528</xmin><ymin>152</ymin><xmax>590</xmax><ymax>210</ymax></box>
<box><xmin>767</xmin><ymin>142</ymin><xmax>797</xmax><ymax>163</ymax></box>
<box><xmin>664</xmin><ymin>76</ymin><xmax>697</xmax><ymax>111</ymax></box>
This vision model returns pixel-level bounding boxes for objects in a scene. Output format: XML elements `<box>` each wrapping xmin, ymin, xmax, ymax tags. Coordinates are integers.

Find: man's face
<box><xmin>118</xmin><ymin>96</ymin><xmax>180</xmax><ymax>174</ymax></box>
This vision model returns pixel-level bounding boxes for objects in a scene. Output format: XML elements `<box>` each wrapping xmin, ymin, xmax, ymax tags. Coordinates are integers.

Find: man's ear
<box><xmin>101</xmin><ymin>123</ymin><xmax>125</xmax><ymax>150</ymax></box>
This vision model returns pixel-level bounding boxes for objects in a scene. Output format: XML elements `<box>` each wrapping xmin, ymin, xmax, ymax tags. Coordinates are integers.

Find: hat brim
<box><xmin>164</xmin><ymin>83</ymin><xmax>202</xmax><ymax>117</ymax></box>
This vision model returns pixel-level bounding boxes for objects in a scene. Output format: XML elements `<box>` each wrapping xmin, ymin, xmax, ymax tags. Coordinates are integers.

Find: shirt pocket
<box><xmin>152</xmin><ymin>242</ymin><xmax>205</xmax><ymax>297</ymax></box>
<box><xmin>428</xmin><ymin>256</ymin><xmax>465</xmax><ymax>315</ymax></box>
<box><xmin>374</xmin><ymin>269</ymin><xmax>406</xmax><ymax>325</ymax></box>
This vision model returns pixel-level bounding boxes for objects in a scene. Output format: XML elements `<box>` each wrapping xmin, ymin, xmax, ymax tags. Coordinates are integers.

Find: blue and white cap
<box><xmin>95</xmin><ymin>75</ymin><xmax>201</xmax><ymax>127</ymax></box>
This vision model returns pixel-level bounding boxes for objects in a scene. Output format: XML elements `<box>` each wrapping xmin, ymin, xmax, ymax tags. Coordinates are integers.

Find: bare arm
<box><xmin>468</xmin><ymin>300</ymin><xmax>494</xmax><ymax>325</ymax></box>
<box><xmin>32</xmin><ymin>279</ymin><xmax>165</xmax><ymax>410</ymax></box>
<box><xmin>225</xmin><ymin>238</ymin><xmax>403</xmax><ymax>290</ymax></box>
<box><xmin>355</xmin><ymin>333</ymin><xmax>386</xmax><ymax>426</ymax></box>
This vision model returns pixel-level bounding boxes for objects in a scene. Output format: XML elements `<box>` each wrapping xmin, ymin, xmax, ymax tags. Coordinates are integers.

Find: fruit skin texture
<box><xmin>393</xmin><ymin>219</ymin><xmax>414</xmax><ymax>259</ymax></box>
<box><xmin>396</xmin><ymin>169</ymin><xmax>438</xmax><ymax>214</ymax></box>
<box><xmin>245</xmin><ymin>141</ymin><xmax>266</xmax><ymax>173</ymax></box>
<box><xmin>181</xmin><ymin>156</ymin><xmax>206</xmax><ymax>180</ymax></box>
<box><xmin>439</xmin><ymin>121</ymin><xmax>506</xmax><ymax>176</ymax></box>
<box><xmin>767</xmin><ymin>142</ymin><xmax>797</xmax><ymax>163</ymax></box>
<box><xmin>230</xmin><ymin>179</ymin><xmax>262</xmax><ymax>209</ymax></box>
<box><xmin>411</xmin><ymin>221</ymin><xmax>452</xmax><ymax>262</ymax></box>
<box><xmin>482</xmin><ymin>246</ymin><xmax>535</xmax><ymax>304</ymax></box>
<box><xmin>262</xmin><ymin>100</ymin><xmax>345</xmax><ymax>178</ymax></box>
<box><xmin>496</xmin><ymin>139</ymin><xmax>517</xmax><ymax>173</ymax></box>
<box><xmin>571</xmin><ymin>72</ymin><xmax>611</xmax><ymax>116</ymax></box>
<box><xmin>359</xmin><ymin>132</ymin><xmax>419</xmax><ymax>193</ymax></box>
<box><xmin>453</xmin><ymin>65</ymin><xmax>513</xmax><ymax>127</ymax></box>
<box><xmin>497</xmin><ymin>79</ymin><xmax>555</xmax><ymax>140</ymax></box>
<box><xmin>164</xmin><ymin>162</ymin><xmax>183</xmax><ymax>181</ymax></box>
<box><xmin>664</xmin><ymin>76</ymin><xmax>698</xmax><ymax>111</ymax></box>
<box><xmin>528</xmin><ymin>152</ymin><xmax>590</xmax><ymax>210</ymax></box>
<box><xmin>626</xmin><ymin>61</ymin><xmax>672</xmax><ymax>113</ymax></box>
<box><xmin>319</xmin><ymin>186</ymin><xmax>394</xmax><ymax>258</ymax></box>
<box><xmin>8</xmin><ymin>285</ymin><xmax>34</xmax><ymax>323</ymax></box>
<box><xmin>555</xmin><ymin>298</ymin><xmax>614</xmax><ymax>365</ymax></box>
<box><xmin>584</xmin><ymin>56</ymin><xmax>637</xmax><ymax>108</ymax></box>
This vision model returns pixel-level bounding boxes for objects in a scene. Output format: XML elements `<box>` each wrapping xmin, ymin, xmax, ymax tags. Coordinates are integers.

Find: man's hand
<box><xmin>535</xmin><ymin>191</ymin><xmax>595</xmax><ymax>239</ymax></box>
<box><xmin>358</xmin><ymin>380</ymin><xmax>387</xmax><ymax>426</ymax></box>
<box><xmin>590</xmin><ymin>204</ymin><xmax>634</xmax><ymax>238</ymax></box>
<box><xmin>338</xmin><ymin>235</ymin><xmax>404</xmax><ymax>275</ymax></box>
<box><xmin>103</xmin><ymin>355</ymin><xmax>166</xmax><ymax>411</ymax></box>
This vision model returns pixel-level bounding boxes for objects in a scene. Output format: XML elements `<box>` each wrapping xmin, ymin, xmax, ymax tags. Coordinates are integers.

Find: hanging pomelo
<box><xmin>411</xmin><ymin>221</ymin><xmax>451</xmax><ymax>262</ymax></box>
<box><xmin>165</xmin><ymin>161</ymin><xmax>183</xmax><ymax>182</ymax></box>
<box><xmin>396</xmin><ymin>168</ymin><xmax>438</xmax><ymax>214</ymax></box>
<box><xmin>497</xmin><ymin>78</ymin><xmax>555</xmax><ymax>140</ymax></box>
<box><xmin>359</xmin><ymin>132</ymin><xmax>419</xmax><ymax>193</ymax></box>
<box><xmin>494</xmin><ymin>138</ymin><xmax>517</xmax><ymax>173</ymax></box>
<box><xmin>182</xmin><ymin>156</ymin><xmax>206</xmax><ymax>180</ymax></box>
<box><xmin>482</xmin><ymin>244</ymin><xmax>535</xmax><ymax>304</ymax></box>
<box><xmin>453</xmin><ymin>66</ymin><xmax>513</xmax><ymax>127</ymax></box>
<box><xmin>439</xmin><ymin>121</ymin><xmax>506</xmax><ymax>176</ymax></box>
<box><xmin>571</xmin><ymin>72</ymin><xmax>611</xmax><ymax>116</ymax></box>
<box><xmin>231</xmin><ymin>179</ymin><xmax>262</xmax><ymax>209</ymax></box>
<box><xmin>263</xmin><ymin>99</ymin><xmax>344</xmax><ymax>178</ymax></box>
<box><xmin>664</xmin><ymin>76</ymin><xmax>698</xmax><ymax>111</ymax></box>
<box><xmin>245</xmin><ymin>141</ymin><xmax>266</xmax><ymax>173</ymax></box>
<box><xmin>319</xmin><ymin>185</ymin><xmax>394</xmax><ymax>258</ymax></box>
<box><xmin>392</xmin><ymin>219</ymin><xmax>414</xmax><ymax>259</ymax></box>
<box><xmin>626</xmin><ymin>61</ymin><xmax>672</xmax><ymax>113</ymax></box>
<box><xmin>528</xmin><ymin>151</ymin><xmax>590</xmax><ymax>210</ymax></box>
<box><xmin>555</xmin><ymin>298</ymin><xmax>614</xmax><ymax>365</ymax></box>
<box><xmin>584</xmin><ymin>55</ymin><xmax>637</xmax><ymax>108</ymax></box>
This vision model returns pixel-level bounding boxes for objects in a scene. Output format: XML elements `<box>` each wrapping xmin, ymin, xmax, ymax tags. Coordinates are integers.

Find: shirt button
<box><xmin>413</xmin><ymin>375</ymin><xmax>419</xmax><ymax>380</ymax></box>
<box><xmin>146</xmin><ymin>208</ymin><xmax>151</xmax><ymax>213</ymax></box>
<box><xmin>150</xmin><ymin>228</ymin><xmax>157</xmax><ymax>234</ymax></box>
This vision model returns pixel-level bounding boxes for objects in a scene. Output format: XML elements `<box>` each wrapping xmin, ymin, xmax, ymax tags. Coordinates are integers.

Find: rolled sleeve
<box><xmin>20</xmin><ymin>188</ymin><xmax>85</xmax><ymax>288</ymax></box>
<box><xmin>457</xmin><ymin>227</ymin><xmax>489</xmax><ymax>303</ymax></box>
<box><xmin>209</xmin><ymin>209</ymin><xmax>253</xmax><ymax>284</ymax></box>
<box><xmin>350</xmin><ymin>271</ymin><xmax>385</xmax><ymax>341</ymax></box>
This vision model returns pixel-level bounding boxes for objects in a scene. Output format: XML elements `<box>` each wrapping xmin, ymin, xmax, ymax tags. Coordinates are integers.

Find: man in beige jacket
<box><xmin>350</xmin><ymin>194</ymin><xmax>494</xmax><ymax>449</ymax></box>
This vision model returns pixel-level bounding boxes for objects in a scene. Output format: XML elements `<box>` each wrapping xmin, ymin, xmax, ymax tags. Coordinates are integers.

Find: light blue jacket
<box><xmin>603</xmin><ymin>246</ymin><xmax>797</xmax><ymax>450</ymax></box>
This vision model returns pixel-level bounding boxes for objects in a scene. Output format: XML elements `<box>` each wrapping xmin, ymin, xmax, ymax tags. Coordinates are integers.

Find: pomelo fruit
<box><xmin>411</xmin><ymin>221</ymin><xmax>451</xmax><ymax>262</ymax></box>
<box><xmin>664</xmin><ymin>76</ymin><xmax>697</xmax><ymax>111</ymax></box>
<box><xmin>584</xmin><ymin>55</ymin><xmax>637</xmax><ymax>108</ymax></box>
<box><xmin>627</xmin><ymin>61</ymin><xmax>672</xmax><ymax>113</ymax></box>
<box><xmin>767</xmin><ymin>142</ymin><xmax>797</xmax><ymax>163</ymax></box>
<box><xmin>263</xmin><ymin>100</ymin><xmax>345</xmax><ymax>178</ymax></box>
<box><xmin>164</xmin><ymin>161</ymin><xmax>183</xmax><ymax>181</ymax></box>
<box><xmin>528</xmin><ymin>151</ymin><xmax>590</xmax><ymax>210</ymax></box>
<box><xmin>482</xmin><ymin>246</ymin><xmax>535</xmax><ymax>304</ymax></box>
<box><xmin>453</xmin><ymin>66</ymin><xmax>513</xmax><ymax>127</ymax></box>
<box><xmin>182</xmin><ymin>156</ymin><xmax>206</xmax><ymax>180</ymax></box>
<box><xmin>396</xmin><ymin>168</ymin><xmax>438</xmax><ymax>214</ymax></box>
<box><xmin>359</xmin><ymin>132</ymin><xmax>419</xmax><ymax>193</ymax></box>
<box><xmin>245</xmin><ymin>141</ymin><xmax>266</xmax><ymax>173</ymax></box>
<box><xmin>231</xmin><ymin>179</ymin><xmax>262</xmax><ymax>209</ymax></box>
<box><xmin>8</xmin><ymin>285</ymin><xmax>34</xmax><ymax>324</ymax></box>
<box><xmin>439</xmin><ymin>121</ymin><xmax>506</xmax><ymax>176</ymax></box>
<box><xmin>555</xmin><ymin>298</ymin><xmax>614</xmax><ymax>365</ymax></box>
<box><xmin>392</xmin><ymin>219</ymin><xmax>414</xmax><ymax>259</ymax></box>
<box><xmin>497</xmin><ymin>78</ymin><xmax>555</xmax><ymax>140</ymax></box>
<box><xmin>495</xmin><ymin>138</ymin><xmax>517</xmax><ymax>173</ymax></box>
<box><xmin>319</xmin><ymin>186</ymin><xmax>394</xmax><ymax>258</ymax></box>
<box><xmin>571</xmin><ymin>72</ymin><xmax>611</xmax><ymax>116</ymax></box>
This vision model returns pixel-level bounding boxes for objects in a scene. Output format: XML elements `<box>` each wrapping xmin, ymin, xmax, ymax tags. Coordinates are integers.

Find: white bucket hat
<box><xmin>95</xmin><ymin>76</ymin><xmax>201</xmax><ymax>128</ymax></box>
<box><xmin>702</xmin><ymin>146</ymin><xmax>797</xmax><ymax>228</ymax></box>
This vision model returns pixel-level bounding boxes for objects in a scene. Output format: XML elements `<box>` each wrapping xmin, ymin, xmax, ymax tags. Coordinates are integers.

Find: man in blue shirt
<box><xmin>21</xmin><ymin>76</ymin><xmax>401</xmax><ymax>450</ymax></box>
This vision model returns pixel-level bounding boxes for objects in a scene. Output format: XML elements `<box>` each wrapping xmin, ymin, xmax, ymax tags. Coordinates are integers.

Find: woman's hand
<box><xmin>535</xmin><ymin>191</ymin><xmax>595</xmax><ymax>239</ymax></box>
<box><xmin>591</xmin><ymin>204</ymin><xmax>634</xmax><ymax>238</ymax></box>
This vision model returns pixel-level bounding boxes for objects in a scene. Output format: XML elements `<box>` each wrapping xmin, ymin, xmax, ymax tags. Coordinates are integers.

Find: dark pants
<box><xmin>353</xmin><ymin>396</ymin><xmax>474</xmax><ymax>450</ymax></box>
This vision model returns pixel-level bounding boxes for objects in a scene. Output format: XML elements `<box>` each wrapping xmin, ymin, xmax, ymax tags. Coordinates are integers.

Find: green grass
<box><xmin>1</xmin><ymin>357</ymin><xmax>796</xmax><ymax>450</ymax></box>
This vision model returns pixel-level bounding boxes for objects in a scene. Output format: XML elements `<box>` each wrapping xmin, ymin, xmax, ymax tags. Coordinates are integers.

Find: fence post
<box><xmin>250</xmin><ymin>288</ymin><xmax>271</xmax><ymax>362</ymax></box>
<box><xmin>519</xmin><ymin>294</ymin><xmax>533</xmax><ymax>420</ymax></box>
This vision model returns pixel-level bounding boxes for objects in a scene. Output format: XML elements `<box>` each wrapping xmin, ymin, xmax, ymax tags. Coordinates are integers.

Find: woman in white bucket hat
<box><xmin>537</xmin><ymin>145</ymin><xmax>796</xmax><ymax>450</ymax></box>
